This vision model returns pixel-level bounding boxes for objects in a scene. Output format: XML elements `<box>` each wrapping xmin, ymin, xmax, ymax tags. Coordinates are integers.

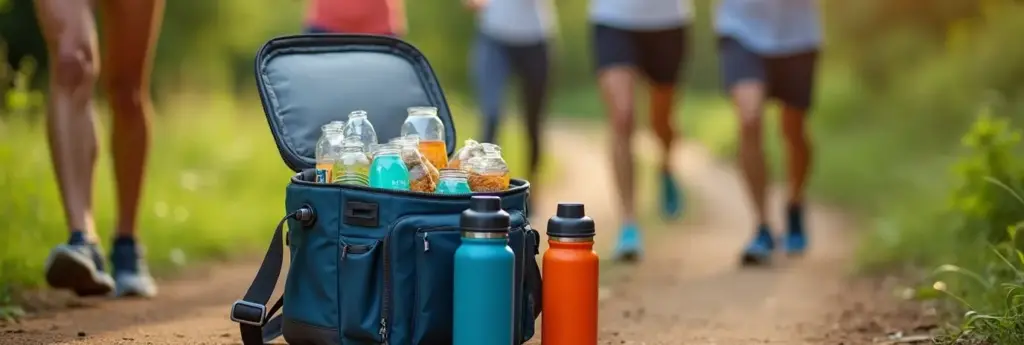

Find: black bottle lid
<box><xmin>546</xmin><ymin>203</ymin><xmax>595</xmax><ymax>238</ymax></box>
<box><xmin>461</xmin><ymin>196</ymin><xmax>511</xmax><ymax>233</ymax></box>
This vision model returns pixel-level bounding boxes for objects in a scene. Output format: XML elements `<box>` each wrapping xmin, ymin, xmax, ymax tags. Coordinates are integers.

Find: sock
<box><xmin>68</xmin><ymin>230</ymin><xmax>89</xmax><ymax>245</ymax></box>
<box><xmin>113</xmin><ymin>235</ymin><xmax>136</xmax><ymax>248</ymax></box>
<box><xmin>787</xmin><ymin>203</ymin><xmax>804</xmax><ymax>234</ymax></box>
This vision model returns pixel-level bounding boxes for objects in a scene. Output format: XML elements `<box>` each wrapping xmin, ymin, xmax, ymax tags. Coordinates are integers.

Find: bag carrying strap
<box><xmin>525</xmin><ymin>226</ymin><xmax>543</xmax><ymax>319</ymax></box>
<box><xmin>230</xmin><ymin>207</ymin><xmax>315</xmax><ymax>345</ymax></box>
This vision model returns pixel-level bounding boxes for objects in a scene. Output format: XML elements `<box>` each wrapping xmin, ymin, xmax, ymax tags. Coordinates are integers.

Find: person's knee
<box><xmin>52</xmin><ymin>41</ymin><xmax>98</xmax><ymax>91</ymax></box>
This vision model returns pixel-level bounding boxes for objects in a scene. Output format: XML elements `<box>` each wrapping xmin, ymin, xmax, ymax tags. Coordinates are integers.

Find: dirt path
<box><xmin>1</xmin><ymin>124</ymin><xmax>928</xmax><ymax>345</ymax></box>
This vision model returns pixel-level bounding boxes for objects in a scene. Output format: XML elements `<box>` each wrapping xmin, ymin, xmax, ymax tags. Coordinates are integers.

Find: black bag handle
<box><xmin>230</xmin><ymin>206</ymin><xmax>315</xmax><ymax>344</ymax></box>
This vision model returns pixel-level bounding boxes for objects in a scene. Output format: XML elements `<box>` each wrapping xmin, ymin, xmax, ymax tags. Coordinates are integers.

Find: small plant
<box><xmin>932</xmin><ymin>180</ymin><xmax>1024</xmax><ymax>344</ymax></box>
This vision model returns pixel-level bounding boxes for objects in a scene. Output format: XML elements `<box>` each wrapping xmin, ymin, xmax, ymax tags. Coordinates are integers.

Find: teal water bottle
<box><xmin>453</xmin><ymin>196</ymin><xmax>515</xmax><ymax>345</ymax></box>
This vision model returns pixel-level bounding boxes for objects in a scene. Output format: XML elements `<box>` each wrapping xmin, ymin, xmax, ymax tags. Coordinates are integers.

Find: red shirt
<box><xmin>307</xmin><ymin>0</ymin><xmax>405</xmax><ymax>35</ymax></box>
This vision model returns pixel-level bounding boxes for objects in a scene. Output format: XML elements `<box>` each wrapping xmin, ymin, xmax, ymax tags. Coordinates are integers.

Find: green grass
<box><xmin>0</xmin><ymin>93</ymin><xmax>547</xmax><ymax>303</ymax></box>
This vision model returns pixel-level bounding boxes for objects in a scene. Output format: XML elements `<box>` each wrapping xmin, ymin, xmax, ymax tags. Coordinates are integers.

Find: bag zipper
<box><xmin>381</xmin><ymin>231</ymin><xmax>392</xmax><ymax>345</ymax></box>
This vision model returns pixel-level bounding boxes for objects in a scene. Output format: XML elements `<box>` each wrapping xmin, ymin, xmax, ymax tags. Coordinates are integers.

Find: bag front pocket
<box><xmin>412</xmin><ymin>227</ymin><xmax>461</xmax><ymax>345</ymax></box>
<box><xmin>339</xmin><ymin>237</ymin><xmax>385</xmax><ymax>344</ymax></box>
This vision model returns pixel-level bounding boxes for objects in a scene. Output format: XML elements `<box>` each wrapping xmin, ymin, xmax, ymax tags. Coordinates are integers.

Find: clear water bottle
<box><xmin>369</xmin><ymin>143</ymin><xmax>411</xmax><ymax>191</ymax></box>
<box><xmin>453</xmin><ymin>196</ymin><xmax>514</xmax><ymax>345</ymax></box>
<box><xmin>343</xmin><ymin>110</ymin><xmax>378</xmax><ymax>151</ymax></box>
<box><xmin>315</xmin><ymin>122</ymin><xmax>346</xmax><ymax>183</ymax></box>
<box><xmin>436</xmin><ymin>168</ymin><xmax>471</xmax><ymax>194</ymax></box>
<box><xmin>401</xmin><ymin>106</ymin><xmax>448</xmax><ymax>169</ymax></box>
<box><xmin>333</xmin><ymin>137</ymin><xmax>371</xmax><ymax>186</ymax></box>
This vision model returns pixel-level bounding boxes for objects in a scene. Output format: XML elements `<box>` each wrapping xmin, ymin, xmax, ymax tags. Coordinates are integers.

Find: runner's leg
<box><xmin>35</xmin><ymin>0</ymin><xmax>114</xmax><ymax>296</ymax></box>
<box><xmin>593</xmin><ymin>24</ymin><xmax>642</xmax><ymax>261</ymax></box>
<box><xmin>771</xmin><ymin>50</ymin><xmax>818</xmax><ymax>255</ymax></box>
<box><xmin>510</xmin><ymin>41</ymin><xmax>550</xmax><ymax>183</ymax></box>
<box><xmin>719</xmin><ymin>37</ymin><xmax>774</xmax><ymax>265</ymax></box>
<box><xmin>473</xmin><ymin>34</ymin><xmax>511</xmax><ymax>145</ymax></box>
<box><xmin>100</xmin><ymin>0</ymin><xmax>164</xmax><ymax>297</ymax></box>
<box><xmin>637</xmin><ymin>26</ymin><xmax>687</xmax><ymax>220</ymax></box>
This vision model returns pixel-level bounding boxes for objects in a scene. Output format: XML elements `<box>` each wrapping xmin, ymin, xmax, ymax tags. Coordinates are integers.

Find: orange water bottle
<box><xmin>542</xmin><ymin>203</ymin><xmax>598</xmax><ymax>345</ymax></box>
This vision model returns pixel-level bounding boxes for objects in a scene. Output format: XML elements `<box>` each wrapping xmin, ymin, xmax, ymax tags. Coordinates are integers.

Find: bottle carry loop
<box><xmin>230</xmin><ymin>206</ymin><xmax>316</xmax><ymax>345</ymax></box>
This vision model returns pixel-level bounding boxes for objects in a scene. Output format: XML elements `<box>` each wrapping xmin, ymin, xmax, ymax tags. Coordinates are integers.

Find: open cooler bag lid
<box><xmin>254</xmin><ymin>34</ymin><xmax>457</xmax><ymax>172</ymax></box>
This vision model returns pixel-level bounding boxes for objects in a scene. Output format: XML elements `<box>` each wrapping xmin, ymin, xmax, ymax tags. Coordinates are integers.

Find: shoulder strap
<box><xmin>230</xmin><ymin>208</ymin><xmax>312</xmax><ymax>344</ymax></box>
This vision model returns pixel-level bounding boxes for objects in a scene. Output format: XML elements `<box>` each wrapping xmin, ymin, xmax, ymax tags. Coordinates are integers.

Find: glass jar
<box><xmin>393</xmin><ymin>136</ymin><xmax>439</xmax><ymax>193</ymax></box>
<box><xmin>315</xmin><ymin>122</ymin><xmax>346</xmax><ymax>183</ymax></box>
<box><xmin>466</xmin><ymin>144</ymin><xmax>510</xmax><ymax>192</ymax></box>
<box><xmin>333</xmin><ymin>137</ymin><xmax>371</xmax><ymax>186</ymax></box>
<box><xmin>343</xmin><ymin>110</ymin><xmax>378</xmax><ymax>151</ymax></box>
<box><xmin>436</xmin><ymin>168</ymin><xmax>472</xmax><ymax>194</ymax></box>
<box><xmin>369</xmin><ymin>143</ymin><xmax>410</xmax><ymax>191</ymax></box>
<box><xmin>400</xmin><ymin>106</ymin><xmax>448</xmax><ymax>169</ymax></box>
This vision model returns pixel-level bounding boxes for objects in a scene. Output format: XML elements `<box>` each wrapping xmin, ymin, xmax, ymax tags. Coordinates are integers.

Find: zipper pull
<box><xmin>379</xmin><ymin>317</ymin><xmax>388</xmax><ymax>340</ymax></box>
<box><xmin>423</xmin><ymin>233</ymin><xmax>430</xmax><ymax>252</ymax></box>
<box><xmin>342</xmin><ymin>245</ymin><xmax>349</xmax><ymax>260</ymax></box>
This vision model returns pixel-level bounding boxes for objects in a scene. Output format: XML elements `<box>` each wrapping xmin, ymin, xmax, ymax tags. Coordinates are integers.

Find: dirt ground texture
<box><xmin>1</xmin><ymin>124</ymin><xmax>936</xmax><ymax>344</ymax></box>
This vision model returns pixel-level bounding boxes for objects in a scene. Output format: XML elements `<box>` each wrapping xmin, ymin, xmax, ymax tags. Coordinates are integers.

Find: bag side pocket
<box><xmin>284</xmin><ymin>221</ymin><xmax>340</xmax><ymax>331</ymax></box>
<box><xmin>412</xmin><ymin>228</ymin><xmax>460</xmax><ymax>345</ymax></box>
<box><xmin>339</xmin><ymin>237</ymin><xmax>385</xmax><ymax>344</ymax></box>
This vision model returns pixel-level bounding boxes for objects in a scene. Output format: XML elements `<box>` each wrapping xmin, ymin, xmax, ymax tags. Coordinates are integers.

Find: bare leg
<box><xmin>649</xmin><ymin>85</ymin><xmax>678</xmax><ymax>171</ymax></box>
<box><xmin>780</xmin><ymin>105</ymin><xmax>811</xmax><ymax>205</ymax></box>
<box><xmin>37</xmin><ymin>0</ymin><xmax>116</xmax><ymax>296</ymax></box>
<box><xmin>100</xmin><ymin>0</ymin><xmax>164</xmax><ymax>238</ymax></box>
<box><xmin>597</xmin><ymin>67</ymin><xmax>637</xmax><ymax>224</ymax></box>
<box><xmin>35</xmin><ymin>0</ymin><xmax>100</xmax><ymax>242</ymax></box>
<box><xmin>732</xmin><ymin>81</ymin><xmax>768</xmax><ymax>226</ymax></box>
<box><xmin>99</xmin><ymin>0</ymin><xmax>164</xmax><ymax>298</ymax></box>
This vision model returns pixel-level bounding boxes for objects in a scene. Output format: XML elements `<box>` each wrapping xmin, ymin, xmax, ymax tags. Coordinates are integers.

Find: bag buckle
<box><xmin>230</xmin><ymin>300</ymin><xmax>267</xmax><ymax>326</ymax></box>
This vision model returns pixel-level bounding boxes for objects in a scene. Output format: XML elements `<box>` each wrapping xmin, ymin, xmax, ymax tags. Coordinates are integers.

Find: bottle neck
<box><xmin>461</xmin><ymin>231</ymin><xmax>508</xmax><ymax>240</ymax></box>
<box><xmin>548</xmin><ymin>237</ymin><xmax>594</xmax><ymax>248</ymax></box>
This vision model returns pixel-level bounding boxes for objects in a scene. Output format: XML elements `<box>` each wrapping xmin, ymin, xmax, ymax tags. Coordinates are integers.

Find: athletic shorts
<box><xmin>592</xmin><ymin>24</ymin><xmax>689</xmax><ymax>86</ymax></box>
<box><xmin>718</xmin><ymin>36</ymin><xmax>819</xmax><ymax>111</ymax></box>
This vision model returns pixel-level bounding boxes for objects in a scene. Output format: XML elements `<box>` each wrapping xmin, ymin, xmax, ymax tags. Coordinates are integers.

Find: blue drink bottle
<box><xmin>453</xmin><ymin>196</ymin><xmax>515</xmax><ymax>345</ymax></box>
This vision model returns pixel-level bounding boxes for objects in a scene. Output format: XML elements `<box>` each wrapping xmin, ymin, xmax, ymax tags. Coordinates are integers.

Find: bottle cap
<box><xmin>546</xmin><ymin>203</ymin><xmax>595</xmax><ymax>238</ymax></box>
<box><xmin>460</xmin><ymin>196</ymin><xmax>510</xmax><ymax>233</ymax></box>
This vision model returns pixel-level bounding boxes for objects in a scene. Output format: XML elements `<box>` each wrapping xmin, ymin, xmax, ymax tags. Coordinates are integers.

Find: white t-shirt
<box><xmin>590</xmin><ymin>0</ymin><xmax>694</xmax><ymax>30</ymax></box>
<box><xmin>479</xmin><ymin>0</ymin><xmax>558</xmax><ymax>44</ymax></box>
<box><xmin>715</xmin><ymin>0</ymin><xmax>822</xmax><ymax>55</ymax></box>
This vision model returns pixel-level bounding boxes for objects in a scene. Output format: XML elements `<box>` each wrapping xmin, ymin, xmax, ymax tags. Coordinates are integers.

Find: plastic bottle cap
<box><xmin>547</xmin><ymin>203</ymin><xmax>595</xmax><ymax>238</ymax></box>
<box><xmin>461</xmin><ymin>196</ymin><xmax>511</xmax><ymax>233</ymax></box>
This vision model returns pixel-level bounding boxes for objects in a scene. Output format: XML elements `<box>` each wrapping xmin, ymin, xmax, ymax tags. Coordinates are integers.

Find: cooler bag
<box><xmin>229</xmin><ymin>35</ymin><xmax>543</xmax><ymax>345</ymax></box>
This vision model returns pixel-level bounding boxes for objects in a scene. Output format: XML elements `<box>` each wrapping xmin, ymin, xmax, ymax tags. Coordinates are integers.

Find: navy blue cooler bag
<box><xmin>229</xmin><ymin>35</ymin><xmax>543</xmax><ymax>345</ymax></box>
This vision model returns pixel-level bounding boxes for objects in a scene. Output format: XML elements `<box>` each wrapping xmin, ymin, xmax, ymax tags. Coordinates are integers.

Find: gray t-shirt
<box><xmin>715</xmin><ymin>0</ymin><xmax>822</xmax><ymax>56</ymax></box>
<box><xmin>479</xmin><ymin>0</ymin><xmax>557</xmax><ymax>44</ymax></box>
<box><xmin>590</xmin><ymin>0</ymin><xmax>694</xmax><ymax>30</ymax></box>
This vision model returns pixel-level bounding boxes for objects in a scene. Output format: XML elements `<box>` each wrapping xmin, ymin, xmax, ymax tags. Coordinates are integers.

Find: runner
<box><xmin>715</xmin><ymin>0</ymin><xmax>822</xmax><ymax>265</ymax></box>
<box><xmin>35</xmin><ymin>0</ymin><xmax>164</xmax><ymax>297</ymax></box>
<box><xmin>591</xmin><ymin>0</ymin><xmax>692</xmax><ymax>261</ymax></box>
<box><xmin>304</xmin><ymin>0</ymin><xmax>406</xmax><ymax>36</ymax></box>
<box><xmin>466</xmin><ymin>0</ymin><xmax>555</xmax><ymax>190</ymax></box>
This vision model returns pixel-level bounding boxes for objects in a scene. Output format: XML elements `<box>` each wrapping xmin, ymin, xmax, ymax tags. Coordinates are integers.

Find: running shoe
<box><xmin>740</xmin><ymin>224</ymin><xmax>775</xmax><ymax>266</ymax></box>
<box><xmin>613</xmin><ymin>223</ymin><xmax>643</xmax><ymax>262</ymax></box>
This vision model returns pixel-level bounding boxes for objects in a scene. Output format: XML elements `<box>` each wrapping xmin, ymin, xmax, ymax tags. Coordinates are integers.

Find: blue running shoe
<box><xmin>44</xmin><ymin>231</ymin><xmax>115</xmax><ymax>297</ymax></box>
<box><xmin>660</xmin><ymin>169</ymin><xmax>683</xmax><ymax>220</ymax></box>
<box><xmin>741</xmin><ymin>224</ymin><xmax>776</xmax><ymax>266</ymax></box>
<box><xmin>111</xmin><ymin>237</ymin><xmax>158</xmax><ymax>298</ymax></box>
<box><xmin>613</xmin><ymin>223</ymin><xmax>643</xmax><ymax>262</ymax></box>
<box><xmin>784</xmin><ymin>204</ymin><xmax>808</xmax><ymax>256</ymax></box>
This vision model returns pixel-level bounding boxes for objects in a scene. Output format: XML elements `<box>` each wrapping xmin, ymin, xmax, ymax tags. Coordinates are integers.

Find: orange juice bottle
<box><xmin>401</xmin><ymin>106</ymin><xmax>448</xmax><ymax>168</ymax></box>
<box><xmin>543</xmin><ymin>203</ymin><xmax>598</xmax><ymax>345</ymax></box>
